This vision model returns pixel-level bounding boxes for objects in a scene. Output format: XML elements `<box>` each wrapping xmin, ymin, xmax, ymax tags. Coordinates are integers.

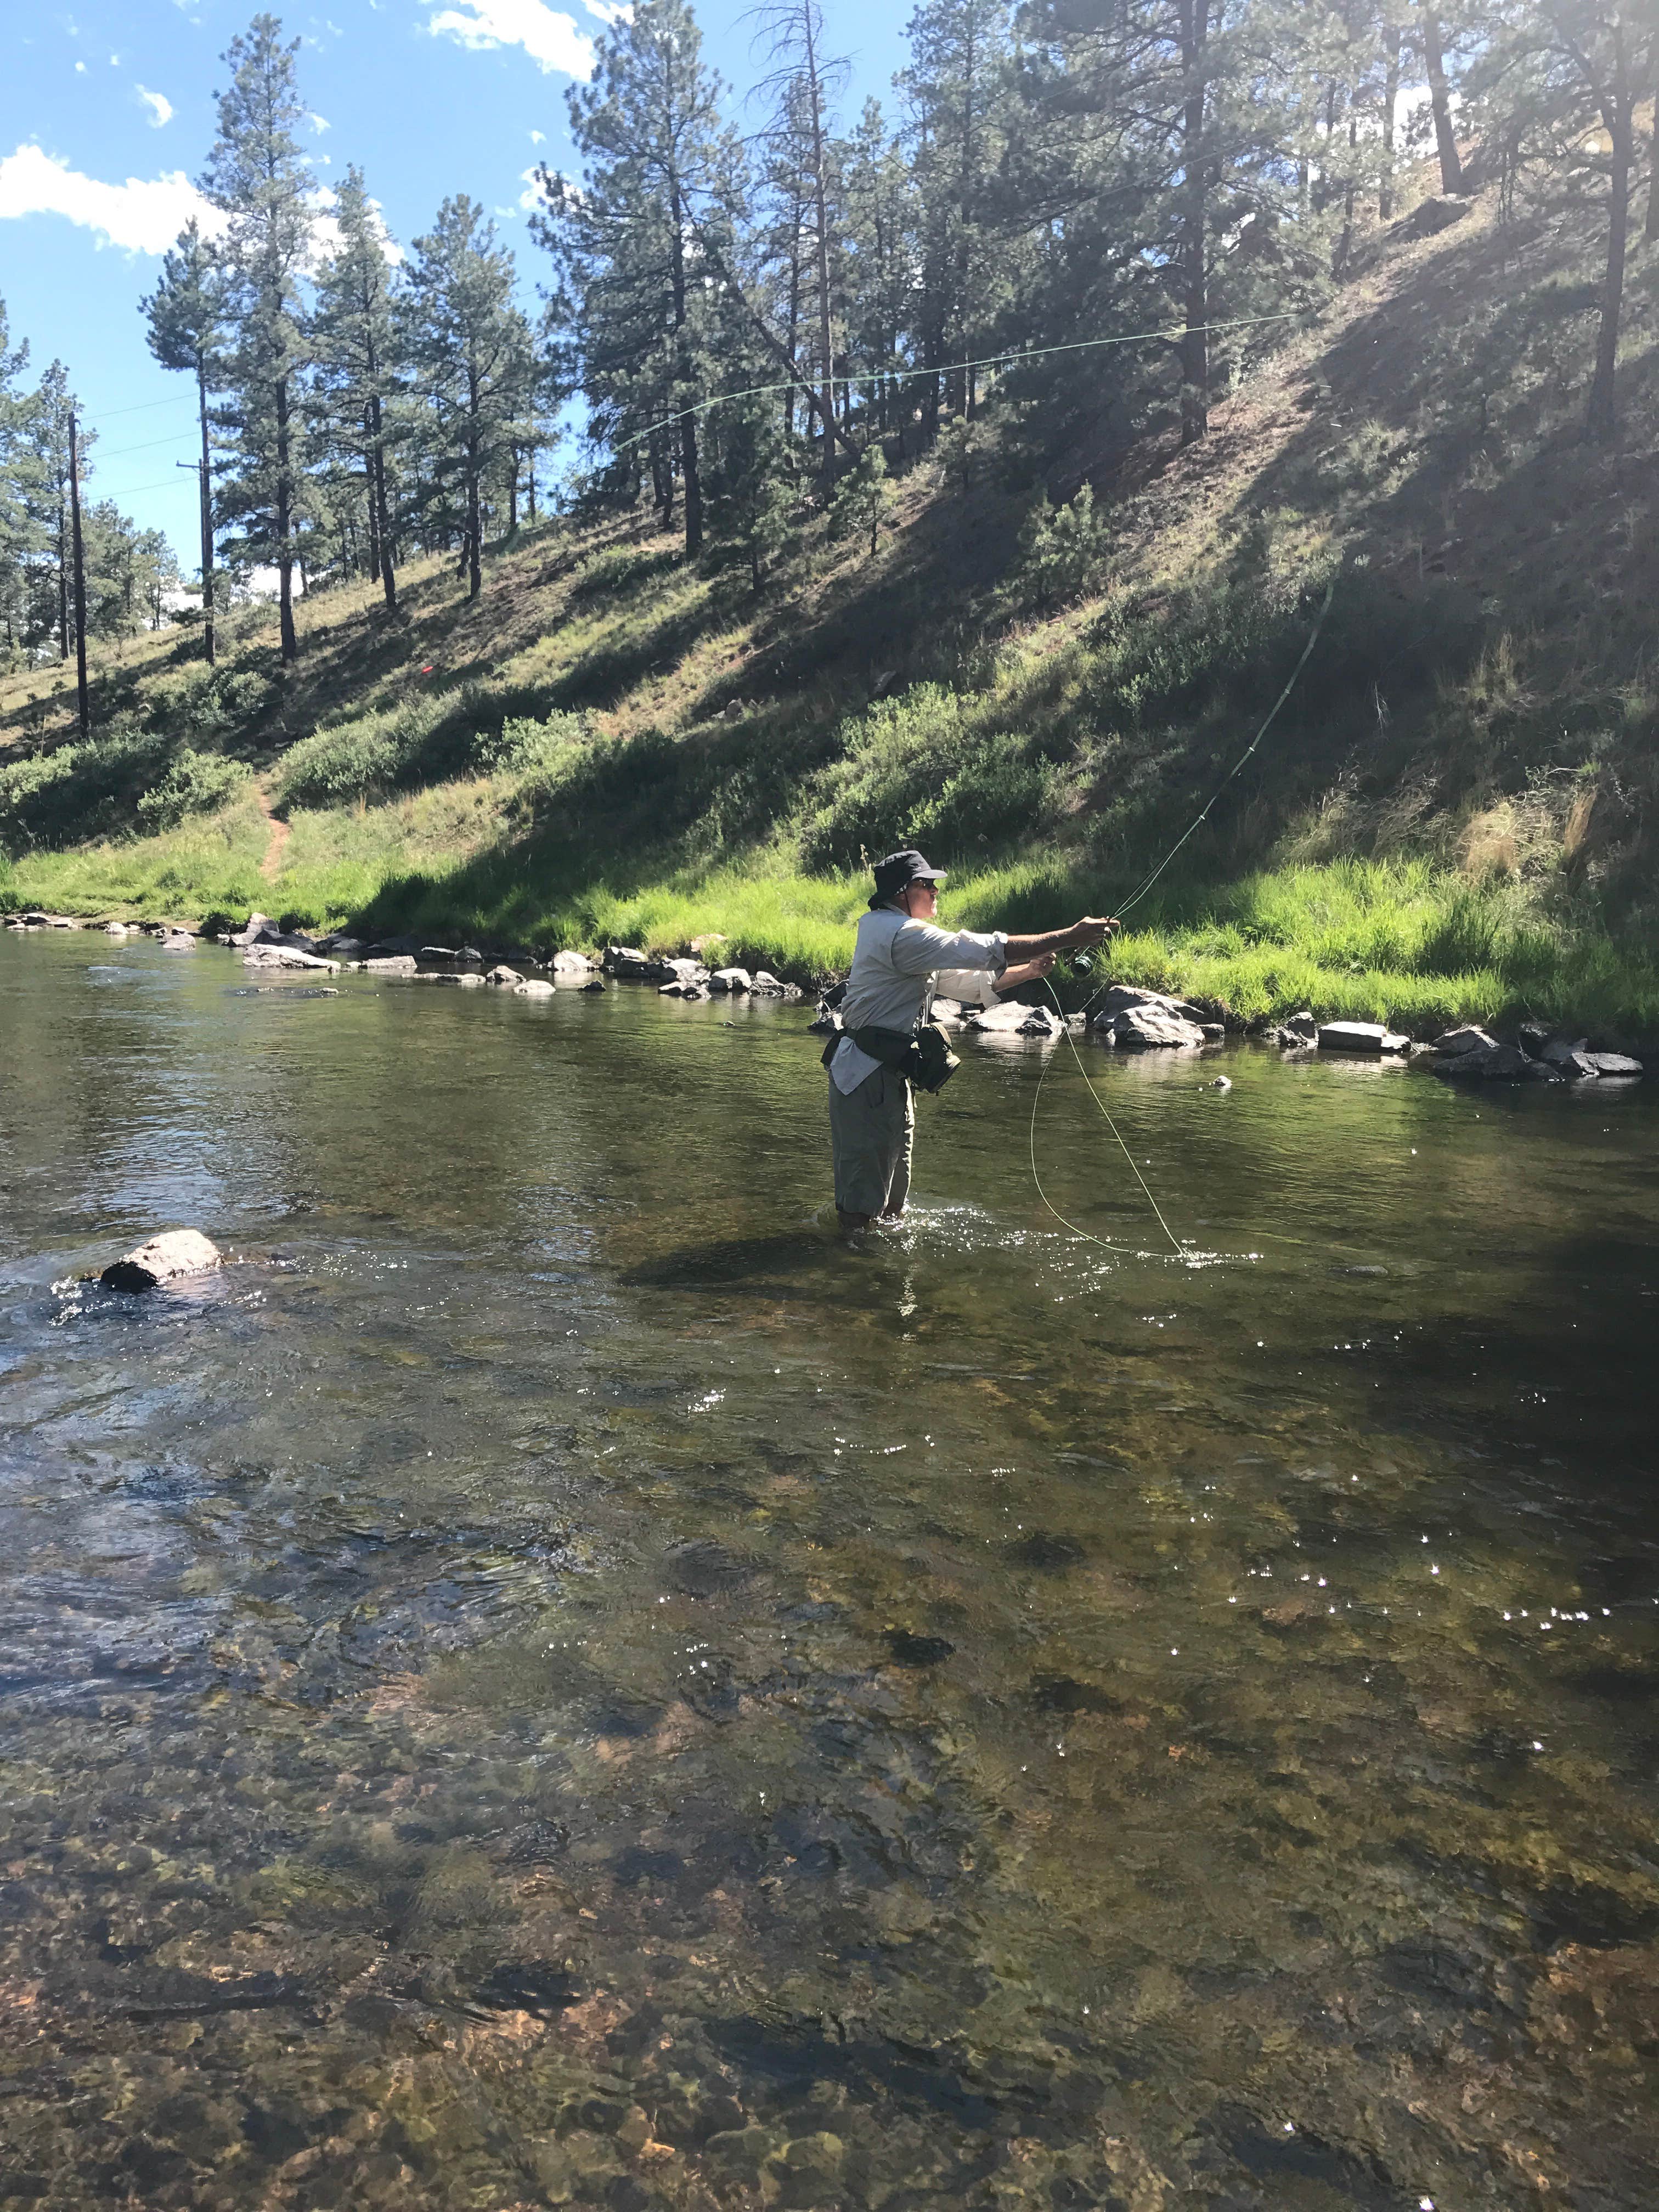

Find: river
<box><xmin>2</xmin><ymin>930</ymin><xmax>1657</xmax><ymax>2210</ymax></box>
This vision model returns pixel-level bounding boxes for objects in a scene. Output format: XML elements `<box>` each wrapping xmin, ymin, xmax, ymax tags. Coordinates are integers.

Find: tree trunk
<box><xmin>1177</xmin><ymin>0</ymin><xmax>1211</xmax><ymax>447</ymax></box>
<box><xmin>802</xmin><ymin>8</ymin><xmax>838</xmax><ymax>480</ymax></box>
<box><xmin>1587</xmin><ymin>87</ymin><xmax>1633</xmax><ymax>443</ymax></box>
<box><xmin>196</xmin><ymin>359</ymin><xmax>216</xmax><ymax>665</ymax></box>
<box><xmin>1417</xmin><ymin>4</ymin><xmax>1463</xmax><ymax>194</ymax></box>
<box><xmin>1380</xmin><ymin>22</ymin><xmax>1401</xmax><ymax>219</ymax></box>
<box><xmin>57</xmin><ymin>487</ymin><xmax>69</xmax><ymax>663</ymax></box>
<box><xmin>370</xmin><ymin>402</ymin><xmax>397</xmax><ymax>614</ymax></box>
<box><xmin>669</xmin><ymin>170</ymin><xmax>703</xmax><ymax>559</ymax></box>
<box><xmin>1646</xmin><ymin>95</ymin><xmax>1658</xmax><ymax>242</ymax></box>
<box><xmin>275</xmin><ymin>373</ymin><xmax>297</xmax><ymax>662</ymax></box>
<box><xmin>67</xmin><ymin>410</ymin><xmax>90</xmax><ymax>738</ymax></box>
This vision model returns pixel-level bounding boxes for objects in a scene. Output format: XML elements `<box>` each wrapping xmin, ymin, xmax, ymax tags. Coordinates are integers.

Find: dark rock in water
<box><xmin>100</xmin><ymin>1229</ymin><xmax>222</xmax><ymax>1292</ymax></box>
<box><xmin>749</xmin><ymin>969</ymin><xmax>788</xmax><ymax>996</ymax></box>
<box><xmin>665</xmin><ymin>1539</ymin><xmax>753</xmax><ymax>1596</ymax></box>
<box><xmin>1317</xmin><ymin>1021</ymin><xmax>1408</xmax><ymax>1056</ymax></box>
<box><xmin>1007</xmin><ymin>1530</ymin><xmax>1088</xmax><ymax>1572</ymax></box>
<box><xmin>501</xmin><ymin>1818</ymin><xmax>571</xmax><ymax>1865</ymax></box>
<box><xmin>1430</xmin><ymin>1042</ymin><xmax>1529</xmax><ymax>1080</ymax></box>
<box><xmin>1587</xmin><ymin>1051</ymin><xmax>1643</xmax><ymax>1077</ymax></box>
<box><xmin>475</xmin><ymin>1961</ymin><xmax>581</xmax><ymax>2016</ymax></box>
<box><xmin>1541</xmin><ymin>1036</ymin><xmax>1599</xmax><ymax>1079</ymax></box>
<box><xmin>612</xmin><ymin>1845</ymin><xmax>684</xmax><ymax>1887</ymax></box>
<box><xmin>603</xmin><ymin>943</ymin><xmax>653</xmax><ymax>979</ymax></box>
<box><xmin>484</xmin><ymin>964</ymin><xmax>523</xmax><ymax>986</ymax></box>
<box><xmin>582</xmin><ymin>977</ymin><xmax>607</xmax><ymax>992</ymax></box>
<box><xmin>1029</xmin><ymin>1673</ymin><xmax>1122</xmax><ymax>1716</ymax></box>
<box><xmin>227</xmin><ymin>911</ymin><xmax>276</xmax><ymax>947</ymax></box>
<box><xmin>885</xmin><ymin>1628</ymin><xmax>955</xmax><ymax>1666</ymax></box>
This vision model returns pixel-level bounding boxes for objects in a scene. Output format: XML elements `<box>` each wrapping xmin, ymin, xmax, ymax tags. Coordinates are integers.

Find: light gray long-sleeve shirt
<box><xmin>828</xmin><ymin>906</ymin><xmax>1007</xmax><ymax>1094</ymax></box>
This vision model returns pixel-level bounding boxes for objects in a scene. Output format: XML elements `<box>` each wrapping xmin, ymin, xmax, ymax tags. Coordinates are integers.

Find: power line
<box><xmin>89</xmin><ymin>430</ymin><xmax>201</xmax><ymax>462</ymax></box>
<box><xmin>615</xmin><ymin>308</ymin><xmax>1310</xmax><ymax>456</ymax></box>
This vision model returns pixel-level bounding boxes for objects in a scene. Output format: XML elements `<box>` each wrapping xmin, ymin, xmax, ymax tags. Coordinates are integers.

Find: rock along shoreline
<box><xmin>4</xmin><ymin>910</ymin><xmax>1647</xmax><ymax>1082</ymax></box>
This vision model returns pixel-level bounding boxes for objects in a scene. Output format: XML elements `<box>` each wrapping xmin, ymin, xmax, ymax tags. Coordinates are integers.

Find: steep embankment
<box><xmin>3</xmin><ymin>162</ymin><xmax>1657</xmax><ymax>1032</ymax></box>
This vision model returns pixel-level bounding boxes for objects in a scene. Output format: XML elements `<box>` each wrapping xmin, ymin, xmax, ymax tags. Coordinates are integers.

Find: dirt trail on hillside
<box><xmin>255</xmin><ymin>782</ymin><xmax>290</xmax><ymax>883</ymax></box>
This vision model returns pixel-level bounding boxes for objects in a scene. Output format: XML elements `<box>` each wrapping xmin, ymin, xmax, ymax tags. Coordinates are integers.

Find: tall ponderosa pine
<box><xmin>900</xmin><ymin>0</ymin><xmax>1016</xmax><ymax>428</ymax></box>
<box><xmin>202</xmin><ymin>13</ymin><xmax>312</xmax><ymax>663</ymax></box>
<box><xmin>311</xmin><ymin>167</ymin><xmax>403</xmax><ymax>612</ymax></box>
<box><xmin>534</xmin><ymin>0</ymin><xmax>727</xmax><ymax>555</ymax></box>
<box><xmin>143</xmin><ymin>219</ymin><xmax>227</xmax><ymax>663</ymax></box>
<box><xmin>749</xmin><ymin>0</ymin><xmax>852</xmax><ymax>472</ymax></box>
<box><xmin>402</xmin><ymin>196</ymin><xmax>531</xmax><ymax>599</ymax></box>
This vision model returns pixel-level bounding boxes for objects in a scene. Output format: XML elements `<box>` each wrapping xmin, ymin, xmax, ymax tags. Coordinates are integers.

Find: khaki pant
<box><xmin>828</xmin><ymin>1068</ymin><xmax>914</xmax><ymax>1218</ymax></box>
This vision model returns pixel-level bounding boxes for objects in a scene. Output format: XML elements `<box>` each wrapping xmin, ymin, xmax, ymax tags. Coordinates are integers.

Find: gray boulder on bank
<box><xmin>709</xmin><ymin>967</ymin><xmax>752</xmax><ymax>994</ymax></box>
<box><xmin>99</xmin><ymin>1229</ymin><xmax>221</xmax><ymax>1293</ymax></box>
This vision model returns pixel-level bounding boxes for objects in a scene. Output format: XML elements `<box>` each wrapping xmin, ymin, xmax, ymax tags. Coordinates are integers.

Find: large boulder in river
<box><xmin>1429</xmin><ymin>1040</ymin><xmax>1529</xmax><ymax>1080</ymax></box>
<box><xmin>364</xmin><ymin>954</ymin><xmax>417</xmax><ymax>974</ymax></box>
<box><xmin>100</xmin><ymin>1229</ymin><xmax>221</xmax><ymax>1293</ymax></box>
<box><xmin>244</xmin><ymin>946</ymin><xmax>340</xmax><ymax>974</ymax></box>
<box><xmin>709</xmin><ymin>967</ymin><xmax>752</xmax><ymax>994</ymax></box>
<box><xmin>1588</xmin><ymin>1051</ymin><xmax>1644</xmax><ymax>1077</ymax></box>
<box><xmin>969</xmin><ymin>1000</ymin><xmax>1065</xmax><ymax>1039</ymax></box>
<box><xmin>1090</xmin><ymin>984</ymin><xmax>1210</xmax><ymax>1048</ymax></box>
<box><xmin>552</xmin><ymin>950</ymin><xmax>595</xmax><ymax>978</ymax></box>
<box><xmin>603</xmin><ymin>944</ymin><xmax>653</xmax><ymax>979</ymax></box>
<box><xmin>227</xmin><ymin>911</ymin><xmax>277</xmax><ymax>947</ymax></box>
<box><xmin>484</xmin><ymin>964</ymin><xmax>523</xmax><ymax>986</ymax></box>
<box><xmin>1317</xmin><ymin>1021</ymin><xmax>1409</xmax><ymax>1056</ymax></box>
<box><xmin>514</xmin><ymin>977</ymin><xmax>556</xmax><ymax>997</ymax></box>
<box><xmin>1431</xmin><ymin>1024</ymin><xmax>1499</xmax><ymax>1057</ymax></box>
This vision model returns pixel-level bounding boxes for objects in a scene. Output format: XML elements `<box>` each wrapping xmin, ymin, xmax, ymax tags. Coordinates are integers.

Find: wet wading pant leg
<box><xmin>828</xmin><ymin>1068</ymin><xmax>915</xmax><ymax>1218</ymax></box>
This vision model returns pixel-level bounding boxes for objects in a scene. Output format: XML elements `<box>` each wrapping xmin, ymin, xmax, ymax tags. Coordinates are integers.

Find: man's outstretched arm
<box><xmin>1003</xmin><ymin>916</ymin><xmax>1119</xmax><ymax>960</ymax></box>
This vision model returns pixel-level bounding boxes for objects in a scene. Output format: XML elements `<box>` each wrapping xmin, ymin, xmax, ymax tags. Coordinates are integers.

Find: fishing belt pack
<box><xmin>822</xmin><ymin>1022</ymin><xmax>961</xmax><ymax>1096</ymax></box>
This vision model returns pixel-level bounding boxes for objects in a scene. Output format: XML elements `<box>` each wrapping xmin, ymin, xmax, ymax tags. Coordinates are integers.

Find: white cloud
<box><xmin>0</xmin><ymin>143</ymin><xmax>222</xmax><ymax>253</ymax></box>
<box><xmin>308</xmin><ymin>110</ymin><xmax>331</xmax><ymax>132</ymax></box>
<box><xmin>583</xmin><ymin>0</ymin><xmax>630</xmax><ymax>22</ymax></box>
<box><xmin>75</xmin><ymin>61</ymin><xmax>87</xmax><ymax>74</ymax></box>
<box><xmin>425</xmin><ymin>0</ymin><xmax>593</xmax><ymax>79</ymax></box>
<box><xmin>529</xmin><ymin>128</ymin><xmax>545</xmax><ymax>143</ymax></box>
<box><xmin>136</xmin><ymin>84</ymin><xmax>174</xmax><ymax>127</ymax></box>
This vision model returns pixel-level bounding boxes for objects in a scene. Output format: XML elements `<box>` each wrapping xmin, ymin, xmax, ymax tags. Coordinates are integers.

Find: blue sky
<box><xmin>1</xmin><ymin>1</ymin><xmax>910</xmax><ymax>566</ymax></box>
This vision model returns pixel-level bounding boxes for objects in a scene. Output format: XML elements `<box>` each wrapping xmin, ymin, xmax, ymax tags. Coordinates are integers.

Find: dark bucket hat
<box><xmin>868</xmin><ymin>848</ymin><xmax>947</xmax><ymax>909</ymax></box>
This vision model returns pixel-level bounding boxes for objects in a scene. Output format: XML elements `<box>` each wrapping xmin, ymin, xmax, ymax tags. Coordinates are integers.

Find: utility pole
<box><xmin>67</xmin><ymin>406</ymin><xmax>90</xmax><ymax>740</ymax></box>
<box><xmin>176</xmin><ymin>457</ymin><xmax>215</xmax><ymax>663</ymax></box>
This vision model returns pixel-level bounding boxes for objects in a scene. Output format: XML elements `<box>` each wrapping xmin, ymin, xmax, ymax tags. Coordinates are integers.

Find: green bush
<box><xmin>0</xmin><ymin>727</ymin><xmax>170</xmax><ymax>850</ymax></box>
<box><xmin>136</xmin><ymin>748</ymin><xmax>251</xmax><ymax>831</ymax></box>
<box><xmin>278</xmin><ymin>695</ymin><xmax>447</xmax><ymax>806</ymax></box>
<box><xmin>473</xmin><ymin>709</ymin><xmax>586</xmax><ymax>776</ymax></box>
<box><xmin>802</xmin><ymin>684</ymin><xmax>1059</xmax><ymax>872</ymax></box>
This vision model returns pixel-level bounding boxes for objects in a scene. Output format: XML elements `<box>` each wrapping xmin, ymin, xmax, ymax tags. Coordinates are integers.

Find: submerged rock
<box><xmin>1318</xmin><ymin>1021</ymin><xmax>1409</xmax><ymax>1056</ymax></box>
<box><xmin>100</xmin><ymin>1229</ymin><xmax>222</xmax><ymax>1292</ymax></box>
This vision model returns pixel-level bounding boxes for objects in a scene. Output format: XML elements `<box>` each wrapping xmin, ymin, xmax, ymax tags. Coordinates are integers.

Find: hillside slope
<box><xmin>4</xmin><ymin>163</ymin><xmax>1657</xmax><ymax>1033</ymax></box>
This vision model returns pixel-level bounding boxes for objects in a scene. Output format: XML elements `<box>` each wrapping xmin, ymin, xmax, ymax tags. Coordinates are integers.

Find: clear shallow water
<box><xmin>2</xmin><ymin>932</ymin><xmax>1658</xmax><ymax>2211</ymax></box>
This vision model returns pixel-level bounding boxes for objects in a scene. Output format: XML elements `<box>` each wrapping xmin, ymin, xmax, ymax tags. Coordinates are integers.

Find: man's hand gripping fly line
<box><xmin>1026</xmin><ymin>577</ymin><xmax>1338</xmax><ymax>1263</ymax></box>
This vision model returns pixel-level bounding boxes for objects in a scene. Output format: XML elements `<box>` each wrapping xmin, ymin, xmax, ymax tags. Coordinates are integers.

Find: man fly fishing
<box><xmin>825</xmin><ymin>848</ymin><xmax>1117</xmax><ymax>1236</ymax></box>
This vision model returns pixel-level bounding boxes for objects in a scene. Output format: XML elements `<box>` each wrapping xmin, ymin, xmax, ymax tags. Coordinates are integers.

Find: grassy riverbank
<box><xmin>4</xmin><ymin>161</ymin><xmax>1657</xmax><ymax>1035</ymax></box>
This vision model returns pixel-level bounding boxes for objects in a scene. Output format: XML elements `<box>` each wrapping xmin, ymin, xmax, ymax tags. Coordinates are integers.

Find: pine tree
<box><xmin>900</xmin><ymin>0</ymin><xmax>1016</xmax><ymax>432</ymax></box>
<box><xmin>201</xmin><ymin>13</ymin><xmax>312</xmax><ymax>663</ymax></box>
<box><xmin>311</xmin><ymin>166</ymin><xmax>403</xmax><ymax>612</ymax></box>
<box><xmin>840</xmin><ymin>99</ymin><xmax>917</xmax><ymax>444</ymax></box>
<box><xmin>143</xmin><ymin>218</ymin><xmax>228</xmax><ymax>663</ymax></box>
<box><xmin>533</xmin><ymin>0</ymin><xmax>728</xmax><ymax>556</ymax></box>
<box><xmin>401</xmin><ymin>195</ymin><xmax>531</xmax><ymax>599</ymax></box>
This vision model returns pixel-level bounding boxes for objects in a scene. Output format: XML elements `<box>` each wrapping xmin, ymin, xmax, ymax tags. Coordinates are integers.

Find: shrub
<box><xmin>136</xmin><ymin>748</ymin><xmax>251</xmax><ymax>830</ymax></box>
<box><xmin>803</xmin><ymin>684</ymin><xmax>1059</xmax><ymax>871</ymax></box>
<box><xmin>473</xmin><ymin>710</ymin><xmax>586</xmax><ymax>776</ymax></box>
<box><xmin>1017</xmin><ymin>484</ymin><xmax>1109</xmax><ymax>612</ymax></box>
<box><xmin>278</xmin><ymin>695</ymin><xmax>446</xmax><ymax>806</ymax></box>
<box><xmin>0</xmin><ymin>727</ymin><xmax>170</xmax><ymax>849</ymax></box>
